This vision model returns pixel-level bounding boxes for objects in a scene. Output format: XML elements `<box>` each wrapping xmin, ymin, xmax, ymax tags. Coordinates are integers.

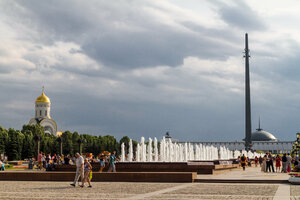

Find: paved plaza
<box><xmin>197</xmin><ymin>167</ymin><xmax>289</xmax><ymax>181</ymax></box>
<box><xmin>0</xmin><ymin>181</ymin><xmax>297</xmax><ymax>200</ymax></box>
<box><xmin>0</xmin><ymin>167</ymin><xmax>299</xmax><ymax>200</ymax></box>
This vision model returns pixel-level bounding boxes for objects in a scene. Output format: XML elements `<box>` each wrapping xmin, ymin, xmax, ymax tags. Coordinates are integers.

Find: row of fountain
<box><xmin>120</xmin><ymin>137</ymin><xmax>263</xmax><ymax>162</ymax></box>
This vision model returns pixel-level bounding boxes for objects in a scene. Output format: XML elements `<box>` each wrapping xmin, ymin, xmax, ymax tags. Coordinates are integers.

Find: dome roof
<box><xmin>35</xmin><ymin>90</ymin><xmax>50</xmax><ymax>103</ymax></box>
<box><xmin>252</xmin><ymin>128</ymin><xmax>278</xmax><ymax>141</ymax></box>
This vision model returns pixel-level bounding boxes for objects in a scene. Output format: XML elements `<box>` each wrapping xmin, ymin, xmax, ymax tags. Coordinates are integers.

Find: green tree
<box><xmin>6</xmin><ymin>129</ymin><xmax>24</xmax><ymax>160</ymax></box>
<box><xmin>21</xmin><ymin>130</ymin><xmax>35</xmax><ymax>159</ymax></box>
<box><xmin>100</xmin><ymin>135</ymin><xmax>119</xmax><ymax>155</ymax></box>
<box><xmin>22</xmin><ymin>124</ymin><xmax>44</xmax><ymax>137</ymax></box>
<box><xmin>0</xmin><ymin>126</ymin><xmax>8</xmax><ymax>156</ymax></box>
<box><xmin>72</xmin><ymin>131</ymin><xmax>81</xmax><ymax>154</ymax></box>
<box><xmin>62</xmin><ymin>131</ymin><xmax>73</xmax><ymax>155</ymax></box>
<box><xmin>1</xmin><ymin>124</ymin><xmax>134</xmax><ymax>159</ymax></box>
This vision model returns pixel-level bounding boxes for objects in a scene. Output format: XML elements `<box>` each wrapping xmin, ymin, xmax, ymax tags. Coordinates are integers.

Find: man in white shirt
<box><xmin>70</xmin><ymin>153</ymin><xmax>84</xmax><ymax>187</ymax></box>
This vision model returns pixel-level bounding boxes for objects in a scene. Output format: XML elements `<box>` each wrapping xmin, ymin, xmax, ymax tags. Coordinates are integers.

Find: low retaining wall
<box><xmin>0</xmin><ymin>172</ymin><xmax>196</xmax><ymax>182</ymax></box>
<box><xmin>51</xmin><ymin>161</ymin><xmax>238</xmax><ymax>174</ymax></box>
<box><xmin>116</xmin><ymin>162</ymin><xmax>238</xmax><ymax>174</ymax></box>
<box><xmin>116</xmin><ymin>162</ymin><xmax>215</xmax><ymax>174</ymax></box>
<box><xmin>49</xmin><ymin>163</ymin><xmax>105</xmax><ymax>171</ymax></box>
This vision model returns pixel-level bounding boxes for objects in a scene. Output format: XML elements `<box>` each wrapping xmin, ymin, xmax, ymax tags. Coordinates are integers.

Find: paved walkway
<box><xmin>0</xmin><ymin>167</ymin><xmax>297</xmax><ymax>199</ymax></box>
<box><xmin>197</xmin><ymin>166</ymin><xmax>289</xmax><ymax>181</ymax></box>
<box><xmin>0</xmin><ymin>181</ymin><xmax>297</xmax><ymax>199</ymax></box>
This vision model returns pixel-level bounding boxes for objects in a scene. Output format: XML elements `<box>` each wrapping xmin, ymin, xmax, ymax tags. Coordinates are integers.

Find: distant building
<box><xmin>165</xmin><ymin>132</ymin><xmax>179</xmax><ymax>143</ymax></box>
<box><xmin>29</xmin><ymin>88</ymin><xmax>58</xmax><ymax>136</ymax></box>
<box><xmin>182</xmin><ymin>123</ymin><xmax>292</xmax><ymax>154</ymax></box>
<box><xmin>251</xmin><ymin>120</ymin><xmax>278</xmax><ymax>142</ymax></box>
<box><xmin>188</xmin><ymin>141</ymin><xmax>292</xmax><ymax>154</ymax></box>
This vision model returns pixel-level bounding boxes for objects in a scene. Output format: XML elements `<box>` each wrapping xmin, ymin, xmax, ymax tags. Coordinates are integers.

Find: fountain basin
<box><xmin>115</xmin><ymin>161</ymin><xmax>238</xmax><ymax>174</ymax></box>
<box><xmin>48</xmin><ymin>160</ymin><xmax>238</xmax><ymax>174</ymax></box>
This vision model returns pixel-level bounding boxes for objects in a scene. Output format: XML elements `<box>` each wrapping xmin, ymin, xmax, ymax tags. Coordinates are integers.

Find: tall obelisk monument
<box><xmin>244</xmin><ymin>33</ymin><xmax>252</xmax><ymax>151</ymax></box>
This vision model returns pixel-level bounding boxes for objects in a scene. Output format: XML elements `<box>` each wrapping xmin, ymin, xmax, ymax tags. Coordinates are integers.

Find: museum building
<box><xmin>189</xmin><ymin>124</ymin><xmax>293</xmax><ymax>153</ymax></box>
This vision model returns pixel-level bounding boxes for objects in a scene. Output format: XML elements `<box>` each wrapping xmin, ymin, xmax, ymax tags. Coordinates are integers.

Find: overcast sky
<box><xmin>1</xmin><ymin>0</ymin><xmax>300</xmax><ymax>142</ymax></box>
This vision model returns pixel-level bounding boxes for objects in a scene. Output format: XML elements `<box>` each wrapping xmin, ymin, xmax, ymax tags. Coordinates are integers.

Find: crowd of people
<box><xmin>30</xmin><ymin>151</ymin><xmax>119</xmax><ymax>187</ymax></box>
<box><xmin>33</xmin><ymin>151</ymin><xmax>118</xmax><ymax>172</ymax></box>
<box><xmin>35</xmin><ymin>152</ymin><xmax>73</xmax><ymax>170</ymax></box>
<box><xmin>238</xmin><ymin>153</ymin><xmax>300</xmax><ymax>173</ymax></box>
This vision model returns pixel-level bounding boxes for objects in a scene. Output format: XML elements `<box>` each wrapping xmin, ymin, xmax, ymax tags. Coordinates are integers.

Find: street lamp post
<box><xmin>57</xmin><ymin>137</ymin><xmax>63</xmax><ymax>156</ymax></box>
<box><xmin>33</xmin><ymin>135</ymin><xmax>41</xmax><ymax>160</ymax></box>
<box><xmin>77</xmin><ymin>139</ymin><xmax>82</xmax><ymax>154</ymax></box>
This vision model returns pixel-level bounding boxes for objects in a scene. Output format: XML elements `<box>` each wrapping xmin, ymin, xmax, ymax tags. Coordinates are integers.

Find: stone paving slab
<box><xmin>197</xmin><ymin>167</ymin><xmax>289</xmax><ymax>181</ymax></box>
<box><xmin>166</xmin><ymin>183</ymin><xmax>278</xmax><ymax>196</ymax></box>
<box><xmin>0</xmin><ymin>181</ymin><xmax>179</xmax><ymax>193</ymax></box>
<box><xmin>147</xmin><ymin>194</ymin><xmax>275</xmax><ymax>199</ymax></box>
<box><xmin>0</xmin><ymin>167</ymin><xmax>296</xmax><ymax>200</ymax></box>
<box><xmin>0</xmin><ymin>181</ymin><xmax>295</xmax><ymax>200</ymax></box>
<box><xmin>290</xmin><ymin>185</ymin><xmax>300</xmax><ymax>196</ymax></box>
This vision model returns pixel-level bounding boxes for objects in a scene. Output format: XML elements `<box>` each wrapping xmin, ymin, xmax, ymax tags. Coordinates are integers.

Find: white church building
<box><xmin>29</xmin><ymin>88</ymin><xmax>58</xmax><ymax>135</ymax></box>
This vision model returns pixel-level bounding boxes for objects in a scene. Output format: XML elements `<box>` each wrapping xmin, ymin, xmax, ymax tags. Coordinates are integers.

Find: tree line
<box><xmin>0</xmin><ymin>124</ymin><xmax>137</xmax><ymax>161</ymax></box>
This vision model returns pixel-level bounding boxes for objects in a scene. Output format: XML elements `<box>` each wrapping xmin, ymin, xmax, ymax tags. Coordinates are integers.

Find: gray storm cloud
<box><xmin>0</xmin><ymin>0</ymin><xmax>299</xmax><ymax>141</ymax></box>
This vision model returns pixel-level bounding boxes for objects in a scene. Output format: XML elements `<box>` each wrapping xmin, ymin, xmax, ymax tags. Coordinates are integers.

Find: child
<box><xmin>81</xmin><ymin>158</ymin><xmax>92</xmax><ymax>187</ymax></box>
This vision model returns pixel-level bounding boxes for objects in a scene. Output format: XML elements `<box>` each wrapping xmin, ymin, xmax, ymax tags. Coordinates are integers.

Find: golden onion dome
<box><xmin>35</xmin><ymin>89</ymin><xmax>50</xmax><ymax>103</ymax></box>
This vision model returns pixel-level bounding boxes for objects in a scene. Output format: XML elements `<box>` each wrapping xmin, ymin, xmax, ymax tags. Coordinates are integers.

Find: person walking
<box><xmin>81</xmin><ymin>158</ymin><xmax>92</xmax><ymax>188</ymax></box>
<box><xmin>236</xmin><ymin>156</ymin><xmax>241</xmax><ymax>166</ymax></box>
<box><xmin>281</xmin><ymin>153</ymin><xmax>287</xmax><ymax>173</ymax></box>
<box><xmin>275</xmin><ymin>155</ymin><xmax>281</xmax><ymax>172</ymax></box>
<box><xmin>266</xmin><ymin>153</ymin><xmax>275</xmax><ymax>172</ymax></box>
<box><xmin>266</xmin><ymin>153</ymin><xmax>271</xmax><ymax>172</ymax></box>
<box><xmin>254</xmin><ymin>156</ymin><xmax>259</xmax><ymax>167</ymax></box>
<box><xmin>287</xmin><ymin>153</ymin><xmax>292</xmax><ymax>172</ymax></box>
<box><xmin>70</xmin><ymin>153</ymin><xmax>84</xmax><ymax>187</ymax></box>
<box><xmin>108</xmin><ymin>151</ymin><xmax>117</xmax><ymax>172</ymax></box>
<box><xmin>247</xmin><ymin>157</ymin><xmax>251</xmax><ymax>167</ymax></box>
<box><xmin>270</xmin><ymin>153</ymin><xmax>275</xmax><ymax>172</ymax></box>
<box><xmin>241</xmin><ymin>154</ymin><xmax>247</xmax><ymax>171</ymax></box>
<box><xmin>259</xmin><ymin>156</ymin><xmax>263</xmax><ymax>167</ymax></box>
<box><xmin>261</xmin><ymin>155</ymin><xmax>267</xmax><ymax>172</ymax></box>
